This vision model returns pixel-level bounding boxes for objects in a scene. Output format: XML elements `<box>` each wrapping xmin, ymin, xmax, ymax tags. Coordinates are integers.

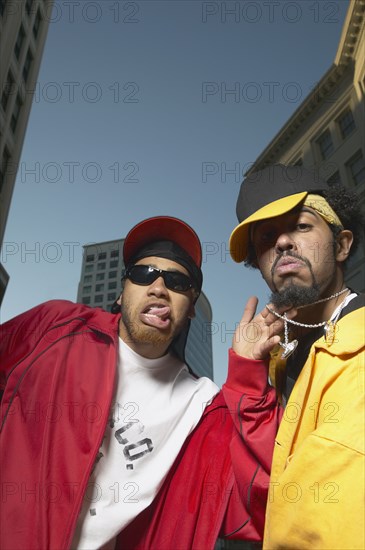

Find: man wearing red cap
<box><xmin>229</xmin><ymin>164</ymin><xmax>365</xmax><ymax>548</ymax></box>
<box><xmin>1</xmin><ymin>215</ymin><xmax>284</xmax><ymax>549</ymax></box>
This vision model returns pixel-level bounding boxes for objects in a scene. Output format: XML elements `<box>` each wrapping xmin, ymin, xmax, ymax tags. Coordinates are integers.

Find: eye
<box><xmin>296</xmin><ymin>223</ymin><xmax>311</xmax><ymax>231</ymax></box>
<box><xmin>260</xmin><ymin>229</ymin><xmax>277</xmax><ymax>243</ymax></box>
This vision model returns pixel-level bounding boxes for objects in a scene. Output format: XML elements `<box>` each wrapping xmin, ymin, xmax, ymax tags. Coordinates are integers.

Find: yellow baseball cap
<box><xmin>229</xmin><ymin>164</ymin><xmax>330</xmax><ymax>263</ymax></box>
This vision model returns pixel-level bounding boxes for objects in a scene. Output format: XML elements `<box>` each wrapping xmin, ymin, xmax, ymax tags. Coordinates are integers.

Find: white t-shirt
<box><xmin>72</xmin><ymin>338</ymin><xmax>219</xmax><ymax>549</ymax></box>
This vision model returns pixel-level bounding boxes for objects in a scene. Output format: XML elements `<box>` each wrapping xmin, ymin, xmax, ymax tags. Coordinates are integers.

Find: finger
<box><xmin>240</xmin><ymin>296</ymin><xmax>259</xmax><ymax>324</ymax></box>
<box><xmin>254</xmin><ymin>334</ymin><xmax>281</xmax><ymax>359</ymax></box>
<box><xmin>263</xmin><ymin>304</ymin><xmax>281</xmax><ymax>325</ymax></box>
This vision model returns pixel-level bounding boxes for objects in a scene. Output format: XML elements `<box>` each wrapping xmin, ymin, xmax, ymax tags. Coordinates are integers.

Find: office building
<box><xmin>0</xmin><ymin>0</ymin><xmax>54</xmax><ymax>304</ymax></box>
<box><xmin>77</xmin><ymin>239</ymin><xmax>214</xmax><ymax>379</ymax></box>
<box><xmin>77</xmin><ymin>239</ymin><xmax>124</xmax><ymax>313</ymax></box>
<box><xmin>246</xmin><ymin>0</ymin><xmax>365</xmax><ymax>292</ymax></box>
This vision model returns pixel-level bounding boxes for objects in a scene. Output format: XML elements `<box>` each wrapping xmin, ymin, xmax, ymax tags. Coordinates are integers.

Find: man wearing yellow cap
<box><xmin>229</xmin><ymin>164</ymin><xmax>364</xmax><ymax>549</ymax></box>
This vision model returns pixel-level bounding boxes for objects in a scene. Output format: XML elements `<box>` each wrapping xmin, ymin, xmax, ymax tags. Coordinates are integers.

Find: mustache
<box><xmin>271</xmin><ymin>252</ymin><xmax>312</xmax><ymax>277</ymax></box>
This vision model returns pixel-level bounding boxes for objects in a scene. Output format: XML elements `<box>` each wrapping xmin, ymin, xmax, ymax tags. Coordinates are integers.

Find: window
<box><xmin>85</xmin><ymin>264</ymin><xmax>93</xmax><ymax>273</ymax></box>
<box><xmin>1</xmin><ymin>71</ymin><xmax>15</xmax><ymax>112</ymax></box>
<box><xmin>317</xmin><ymin>130</ymin><xmax>334</xmax><ymax>160</ymax></box>
<box><xmin>14</xmin><ymin>25</ymin><xmax>26</xmax><ymax>60</ymax></box>
<box><xmin>109</xmin><ymin>270</ymin><xmax>117</xmax><ymax>279</ymax></box>
<box><xmin>108</xmin><ymin>292</ymin><xmax>116</xmax><ymax>301</ymax></box>
<box><xmin>337</xmin><ymin>108</ymin><xmax>356</xmax><ymax>139</ymax></box>
<box><xmin>83</xmin><ymin>286</ymin><xmax>92</xmax><ymax>294</ymax></box>
<box><xmin>22</xmin><ymin>49</ymin><xmax>33</xmax><ymax>83</ymax></box>
<box><xmin>33</xmin><ymin>9</ymin><xmax>42</xmax><ymax>39</ymax></box>
<box><xmin>97</xmin><ymin>262</ymin><xmax>106</xmax><ymax>270</ymax></box>
<box><xmin>95</xmin><ymin>295</ymin><xmax>103</xmax><ymax>303</ymax></box>
<box><xmin>110</xmin><ymin>260</ymin><xmax>118</xmax><ymax>268</ymax></box>
<box><xmin>95</xmin><ymin>283</ymin><xmax>104</xmax><ymax>292</ymax></box>
<box><xmin>0</xmin><ymin>147</ymin><xmax>11</xmax><ymax>193</ymax></box>
<box><xmin>86</xmin><ymin>254</ymin><xmax>94</xmax><ymax>262</ymax></box>
<box><xmin>96</xmin><ymin>273</ymin><xmax>105</xmax><ymax>281</ymax></box>
<box><xmin>346</xmin><ymin>151</ymin><xmax>365</xmax><ymax>186</ymax></box>
<box><xmin>327</xmin><ymin>171</ymin><xmax>341</xmax><ymax>186</ymax></box>
<box><xmin>82</xmin><ymin>297</ymin><xmax>91</xmax><ymax>305</ymax></box>
<box><xmin>111</xmin><ymin>250</ymin><xmax>119</xmax><ymax>258</ymax></box>
<box><xmin>84</xmin><ymin>275</ymin><xmax>92</xmax><ymax>283</ymax></box>
<box><xmin>108</xmin><ymin>281</ymin><xmax>117</xmax><ymax>290</ymax></box>
<box><xmin>25</xmin><ymin>0</ymin><xmax>33</xmax><ymax>15</ymax></box>
<box><xmin>98</xmin><ymin>252</ymin><xmax>106</xmax><ymax>260</ymax></box>
<box><xmin>10</xmin><ymin>94</ymin><xmax>23</xmax><ymax>133</ymax></box>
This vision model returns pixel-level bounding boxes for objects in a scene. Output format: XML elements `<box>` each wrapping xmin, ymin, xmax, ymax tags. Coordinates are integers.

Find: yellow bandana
<box><xmin>304</xmin><ymin>194</ymin><xmax>343</xmax><ymax>228</ymax></box>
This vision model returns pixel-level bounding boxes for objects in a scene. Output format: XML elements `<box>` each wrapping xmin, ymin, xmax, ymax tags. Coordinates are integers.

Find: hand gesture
<box><xmin>232</xmin><ymin>296</ymin><xmax>296</xmax><ymax>360</ymax></box>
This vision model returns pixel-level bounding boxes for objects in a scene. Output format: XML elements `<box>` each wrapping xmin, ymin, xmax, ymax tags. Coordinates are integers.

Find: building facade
<box><xmin>0</xmin><ymin>0</ymin><xmax>54</xmax><ymax>304</ymax></box>
<box><xmin>77</xmin><ymin>239</ymin><xmax>124</xmax><ymax>313</ymax></box>
<box><xmin>77</xmin><ymin>239</ymin><xmax>214</xmax><ymax>380</ymax></box>
<box><xmin>246</xmin><ymin>0</ymin><xmax>365</xmax><ymax>292</ymax></box>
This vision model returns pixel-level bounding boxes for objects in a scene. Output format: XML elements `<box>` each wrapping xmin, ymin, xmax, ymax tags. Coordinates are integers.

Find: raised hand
<box><xmin>232</xmin><ymin>296</ymin><xmax>296</xmax><ymax>360</ymax></box>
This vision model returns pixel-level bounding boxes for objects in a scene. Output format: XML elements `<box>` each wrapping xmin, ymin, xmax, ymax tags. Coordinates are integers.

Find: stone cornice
<box><xmin>335</xmin><ymin>0</ymin><xmax>365</xmax><ymax>66</ymax></box>
<box><xmin>247</xmin><ymin>0</ymin><xmax>365</xmax><ymax>174</ymax></box>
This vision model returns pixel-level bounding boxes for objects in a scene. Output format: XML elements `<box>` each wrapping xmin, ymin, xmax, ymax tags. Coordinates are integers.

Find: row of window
<box><xmin>83</xmin><ymin>280</ymin><xmax>118</xmax><ymax>291</ymax></box>
<box><xmin>83</xmin><ymin>283</ymin><xmax>118</xmax><ymax>294</ymax></box>
<box><xmin>86</xmin><ymin>249</ymin><xmax>119</xmax><ymax>262</ymax></box>
<box><xmin>84</xmin><ymin>271</ymin><xmax>118</xmax><ymax>283</ymax></box>
<box><xmin>317</xmin><ymin>108</ymin><xmax>356</xmax><ymax>161</ymax></box>
<box><xmin>83</xmin><ymin>292</ymin><xmax>117</xmax><ymax>302</ymax></box>
<box><xmin>326</xmin><ymin>149</ymin><xmax>365</xmax><ymax>188</ymax></box>
<box><xmin>0</xmin><ymin>1</ymin><xmax>44</xmax><ymax>134</ymax></box>
<box><xmin>84</xmin><ymin>259</ymin><xmax>119</xmax><ymax>271</ymax></box>
<box><xmin>0</xmin><ymin>0</ymin><xmax>42</xmax><ymax>19</ymax></box>
<box><xmin>84</xmin><ymin>267</ymin><xmax>119</xmax><ymax>279</ymax></box>
<box><xmin>81</xmin><ymin>296</ymin><xmax>117</xmax><ymax>312</ymax></box>
<box><xmin>1</xmin><ymin>63</ymin><xmax>35</xmax><ymax>138</ymax></box>
<box><xmin>1</xmin><ymin>72</ymin><xmax>20</xmax><ymax>131</ymax></box>
<box><xmin>0</xmin><ymin>146</ymin><xmax>11</xmax><ymax>193</ymax></box>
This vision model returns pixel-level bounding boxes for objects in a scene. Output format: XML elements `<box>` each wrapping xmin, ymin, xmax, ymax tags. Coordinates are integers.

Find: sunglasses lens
<box><xmin>164</xmin><ymin>271</ymin><xmax>191</xmax><ymax>291</ymax></box>
<box><xmin>127</xmin><ymin>265</ymin><xmax>156</xmax><ymax>284</ymax></box>
<box><xmin>126</xmin><ymin>265</ymin><xmax>192</xmax><ymax>291</ymax></box>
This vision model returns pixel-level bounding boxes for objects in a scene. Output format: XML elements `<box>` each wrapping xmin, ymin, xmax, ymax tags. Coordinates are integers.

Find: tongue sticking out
<box><xmin>140</xmin><ymin>306</ymin><xmax>171</xmax><ymax>329</ymax></box>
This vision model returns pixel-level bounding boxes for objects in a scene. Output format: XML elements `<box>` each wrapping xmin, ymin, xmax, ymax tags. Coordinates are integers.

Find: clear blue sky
<box><xmin>1</xmin><ymin>0</ymin><xmax>349</xmax><ymax>386</ymax></box>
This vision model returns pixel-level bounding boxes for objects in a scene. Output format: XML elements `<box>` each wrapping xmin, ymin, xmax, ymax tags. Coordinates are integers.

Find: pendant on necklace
<box><xmin>280</xmin><ymin>339</ymin><xmax>298</xmax><ymax>359</ymax></box>
<box><xmin>324</xmin><ymin>321</ymin><xmax>336</xmax><ymax>345</ymax></box>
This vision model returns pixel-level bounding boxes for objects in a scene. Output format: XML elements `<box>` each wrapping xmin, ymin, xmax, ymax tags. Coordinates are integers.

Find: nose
<box><xmin>147</xmin><ymin>276</ymin><xmax>169</xmax><ymax>297</ymax></box>
<box><xmin>275</xmin><ymin>231</ymin><xmax>297</xmax><ymax>254</ymax></box>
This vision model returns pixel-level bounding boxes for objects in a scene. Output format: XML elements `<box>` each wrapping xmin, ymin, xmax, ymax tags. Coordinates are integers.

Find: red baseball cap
<box><xmin>123</xmin><ymin>216</ymin><xmax>202</xmax><ymax>268</ymax></box>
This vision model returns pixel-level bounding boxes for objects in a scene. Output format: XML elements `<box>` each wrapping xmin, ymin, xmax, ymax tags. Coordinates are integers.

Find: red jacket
<box><xmin>0</xmin><ymin>301</ymin><xmax>279</xmax><ymax>549</ymax></box>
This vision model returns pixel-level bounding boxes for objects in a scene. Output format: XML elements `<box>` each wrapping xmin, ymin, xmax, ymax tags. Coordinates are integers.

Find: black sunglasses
<box><xmin>124</xmin><ymin>264</ymin><xmax>195</xmax><ymax>292</ymax></box>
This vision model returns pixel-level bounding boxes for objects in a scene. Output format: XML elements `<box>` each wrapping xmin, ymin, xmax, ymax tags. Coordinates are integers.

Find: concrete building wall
<box><xmin>0</xmin><ymin>0</ymin><xmax>54</xmax><ymax>304</ymax></box>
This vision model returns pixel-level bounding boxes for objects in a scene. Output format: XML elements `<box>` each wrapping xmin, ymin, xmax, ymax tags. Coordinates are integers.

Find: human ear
<box><xmin>110</xmin><ymin>294</ymin><xmax>122</xmax><ymax>314</ymax></box>
<box><xmin>336</xmin><ymin>230</ymin><xmax>353</xmax><ymax>262</ymax></box>
<box><xmin>188</xmin><ymin>303</ymin><xmax>196</xmax><ymax>320</ymax></box>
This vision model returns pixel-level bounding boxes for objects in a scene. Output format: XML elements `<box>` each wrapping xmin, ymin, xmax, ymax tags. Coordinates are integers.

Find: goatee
<box><xmin>270</xmin><ymin>252</ymin><xmax>322</xmax><ymax>308</ymax></box>
<box><xmin>269</xmin><ymin>283</ymin><xmax>321</xmax><ymax>308</ymax></box>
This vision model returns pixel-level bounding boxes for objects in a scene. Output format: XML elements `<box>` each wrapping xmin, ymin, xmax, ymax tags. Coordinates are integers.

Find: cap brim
<box><xmin>229</xmin><ymin>192</ymin><xmax>308</xmax><ymax>262</ymax></box>
<box><xmin>123</xmin><ymin>216</ymin><xmax>202</xmax><ymax>267</ymax></box>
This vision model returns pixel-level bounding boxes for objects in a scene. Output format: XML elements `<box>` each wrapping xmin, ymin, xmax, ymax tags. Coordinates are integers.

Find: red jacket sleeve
<box><xmin>219</xmin><ymin>348</ymin><xmax>283</xmax><ymax>540</ymax></box>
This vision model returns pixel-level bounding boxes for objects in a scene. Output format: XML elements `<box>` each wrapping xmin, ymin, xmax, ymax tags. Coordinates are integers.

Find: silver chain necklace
<box><xmin>266</xmin><ymin>288</ymin><xmax>350</xmax><ymax>359</ymax></box>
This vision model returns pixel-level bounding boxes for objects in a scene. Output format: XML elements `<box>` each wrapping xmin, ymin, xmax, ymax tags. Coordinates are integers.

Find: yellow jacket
<box><xmin>264</xmin><ymin>306</ymin><xmax>365</xmax><ymax>549</ymax></box>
